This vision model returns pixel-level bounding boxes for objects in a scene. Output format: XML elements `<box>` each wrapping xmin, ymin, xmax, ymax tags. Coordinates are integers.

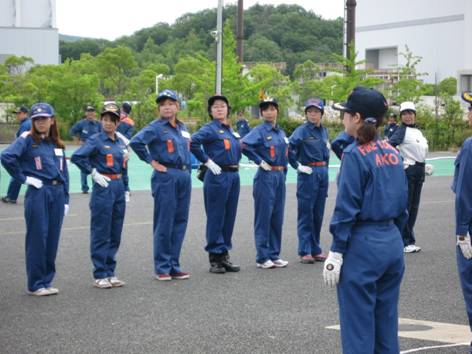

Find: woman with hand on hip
<box><xmin>1</xmin><ymin>103</ymin><xmax>69</xmax><ymax>296</ymax></box>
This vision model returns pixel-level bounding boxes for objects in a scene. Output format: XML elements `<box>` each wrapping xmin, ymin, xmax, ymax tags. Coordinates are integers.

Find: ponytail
<box><xmin>356</xmin><ymin>116</ymin><xmax>382</xmax><ymax>145</ymax></box>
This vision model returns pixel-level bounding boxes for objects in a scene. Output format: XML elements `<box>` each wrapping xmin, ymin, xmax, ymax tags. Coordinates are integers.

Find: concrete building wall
<box><xmin>356</xmin><ymin>0</ymin><xmax>471</xmax><ymax>89</ymax></box>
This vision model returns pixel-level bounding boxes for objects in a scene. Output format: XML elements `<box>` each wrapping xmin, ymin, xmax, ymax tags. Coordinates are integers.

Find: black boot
<box><xmin>220</xmin><ymin>252</ymin><xmax>240</xmax><ymax>272</ymax></box>
<box><xmin>209</xmin><ymin>253</ymin><xmax>226</xmax><ymax>274</ymax></box>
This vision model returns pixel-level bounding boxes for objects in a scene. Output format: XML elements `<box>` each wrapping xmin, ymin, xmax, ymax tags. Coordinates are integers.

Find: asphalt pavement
<box><xmin>0</xmin><ymin>175</ymin><xmax>469</xmax><ymax>353</ymax></box>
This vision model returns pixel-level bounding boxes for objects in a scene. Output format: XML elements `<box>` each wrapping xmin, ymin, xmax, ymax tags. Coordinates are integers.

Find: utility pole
<box><xmin>215</xmin><ymin>0</ymin><xmax>223</xmax><ymax>94</ymax></box>
<box><xmin>236</xmin><ymin>0</ymin><xmax>244</xmax><ymax>63</ymax></box>
<box><xmin>345</xmin><ymin>0</ymin><xmax>356</xmax><ymax>70</ymax></box>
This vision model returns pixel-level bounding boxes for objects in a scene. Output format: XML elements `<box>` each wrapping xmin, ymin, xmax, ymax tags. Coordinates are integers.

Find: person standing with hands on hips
<box><xmin>242</xmin><ymin>97</ymin><xmax>289</xmax><ymax>269</ymax></box>
<box><xmin>389</xmin><ymin>101</ymin><xmax>428</xmax><ymax>253</ymax></box>
<box><xmin>289</xmin><ymin>97</ymin><xmax>329</xmax><ymax>264</ymax></box>
<box><xmin>1</xmin><ymin>103</ymin><xmax>70</xmax><ymax>296</ymax></box>
<box><xmin>71</xmin><ymin>103</ymin><xmax>128</xmax><ymax>289</ymax></box>
<box><xmin>452</xmin><ymin>91</ymin><xmax>472</xmax><ymax>354</ymax></box>
<box><xmin>191</xmin><ymin>95</ymin><xmax>241</xmax><ymax>274</ymax></box>
<box><xmin>130</xmin><ymin>89</ymin><xmax>192</xmax><ymax>281</ymax></box>
<box><xmin>2</xmin><ymin>106</ymin><xmax>31</xmax><ymax>204</ymax></box>
<box><xmin>323</xmin><ymin>87</ymin><xmax>408</xmax><ymax>353</ymax></box>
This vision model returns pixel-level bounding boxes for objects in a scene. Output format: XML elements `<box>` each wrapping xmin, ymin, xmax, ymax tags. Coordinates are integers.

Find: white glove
<box><xmin>205</xmin><ymin>159</ymin><xmax>222</xmax><ymax>175</ymax></box>
<box><xmin>116</xmin><ymin>132</ymin><xmax>130</xmax><ymax>146</ymax></box>
<box><xmin>125</xmin><ymin>191</ymin><xmax>130</xmax><ymax>203</ymax></box>
<box><xmin>297</xmin><ymin>164</ymin><xmax>313</xmax><ymax>175</ymax></box>
<box><xmin>425</xmin><ymin>163</ymin><xmax>434</xmax><ymax>176</ymax></box>
<box><xmin>323</xmin><ymin>251</ymin><xmax>343</xmax><ymax>287</ymax></box>
<box><xmin>91</xmin><ymin>168</ymin><xmax>111</xmax><ymax>188</ymax></box>
<box><xmin>25</xmin><ymin>176</ymin><xmax>43</xmax><ymax>189</ymax></box>
<box><xmin>457</xmin><ymin>235</ymin><xmax>472</xmax><ymax>259</ymax></box>
<box><xmin>64</xmin><ymin>204</ymin><xmax>70</xmax><ymax>216</ymax></box>
<box><xmin>259</xmin><ymin>160</ymin><xmax>272</xmax><ymax>171</ymax></box>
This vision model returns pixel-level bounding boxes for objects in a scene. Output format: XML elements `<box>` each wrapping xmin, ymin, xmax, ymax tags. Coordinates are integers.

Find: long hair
<box><xmin>31</xmin><ymin>117</ymin><xmax>65</xmax><ymax>149</ymax></box>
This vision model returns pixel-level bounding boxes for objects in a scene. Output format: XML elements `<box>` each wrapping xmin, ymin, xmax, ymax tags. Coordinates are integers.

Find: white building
<box><xmin>356</xmin><ymin>0</ymin><xmax>472</xmax><ymax>95</ymax></box>
<box><xmin>0</xmin><ymin>0</ymin><xmax>59</xmax><ymax>65</ymax></box>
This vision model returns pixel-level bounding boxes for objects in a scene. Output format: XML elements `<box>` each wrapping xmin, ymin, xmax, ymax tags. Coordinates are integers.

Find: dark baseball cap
<box><xmin>101</xmin><ymin>103</ymin><xmax>120</xmax><ymax>118</ymax></box>
<box><xmin>304</xmin><ymin>97</ymin><xmax>324</xmax><ymax>112</ymax></box>
<box><xmin>156</xmin><ymin>89</ymin><xmax>178</xmax><ymax>104</ymax></box>
<box><xmin>259</xmin><ymin>97</ymin><xmax>279</xmax><ymax>110</ymax></box>
<box><xmin>30</xmin><ymin>103</ymin><xmax>55</xmax><ymax>119</ymax></box>
<box><xmin>333</xmin><ymin>87</ymin><xmax>388</xmax><ymax>118</ymax></box>
<box><xmin>13</xmin><ymin>106</ymin><xmax>29</xmax><ymax>114</ymax></box>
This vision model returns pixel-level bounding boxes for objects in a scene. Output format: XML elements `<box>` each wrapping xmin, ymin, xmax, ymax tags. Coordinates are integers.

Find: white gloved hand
<box><xmin>25</xmin><ymin>176</ymin><xmax>43</xmax><ymax>189</ymax></box>
<box><xmin>91</xmin><ymin>168</ymin><xmax>111</xmax><ymax>188</ymax></box>
<box><xmin>116</xmin><ymin>132</ymin><xmax>130</xmax><ymax>146</ymax></box>
<box><xmin>425</xmin><ymin>163</ymin><xmax>434</xmax><ymax>176</ymax></box>
<box><xmin>205</xmin><ymin>159</ymin><xmax>222</xmax><ymax>175</ymax></box>
<box><xmin>457</xmin><ymin>235</ymin><xmax>472</xmax><ymax>259</ymax></box>
<box><xmin>259</xmin><ymin>160</ymin><xmax>272</xmax><ymax>171</ymax></box>
<box><xmin>64</xmin><ymin>204</ymin><xmax>70</xmax><ymax>216</ymax></box>
<box><xmin>323</xmin><ymin>251</ymin><xmax>343</xmax><ymax>287</ymax></box>
<box><xmin>297</xmin><ymin>164</ymin><xmax>313</xmax><ymax>175</ymax></box>
<box><xmin>125</xmin><ymin>191</ymin><xmax>130</xmax><ymax>203</ymax></box>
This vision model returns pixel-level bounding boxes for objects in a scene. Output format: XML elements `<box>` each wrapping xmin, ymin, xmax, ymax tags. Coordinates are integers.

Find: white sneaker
<box><xmin>108</xmin><ymin>276</ymin><xmax>125</xmax><ymax>287</ymax></box>
<box><xmin>125</xmin><ymin>191</ymin><xmax>130</xmax><ymax>202</ymax></box>
<box><xmin>94</xmin><ymin>278</ymin><xmax>112</xmax><ymax>289</ymax></box>
<box><xmin>404</xmin><ymin>245</ymin><xmax>421</xmax><ymax>253</ymax></box>
<box><xmin>27</xmin><ymin>288</ymin><xmax>56</xmax><ymax>296</ymax></box>
<box><xmin>47</xmin><ymin>287</ymin><xmax>59</xmax><ymax>295</ymax></box>
<box><xmin>256</xmin><ymin>260</ymin><xmax>275</xmax><ymax>269</ymax></box>
<box><xmin>272</xmin><ymin>259</ymin><xmax>289</xmax><ymax>268</ymax></box>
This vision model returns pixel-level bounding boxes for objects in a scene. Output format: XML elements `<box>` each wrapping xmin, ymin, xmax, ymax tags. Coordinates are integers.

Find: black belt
<box><xmin>43</xmin><ymin>179</ymin><xmax>63</xmax><ymax>186</ymax></box>
<box><xmin>161</xmin><ymin>163</ymin><xmax>189</xmax><ymax>171</ymax></box>
<box><xmin>220</xmin><ymin>165</ymin><xmax>239</xmax><ymax>172</ymax></box>
<box><xmin>414</xmin><ymin>161</ymin><xmax>425</xmax><ymax>166</ymax></box>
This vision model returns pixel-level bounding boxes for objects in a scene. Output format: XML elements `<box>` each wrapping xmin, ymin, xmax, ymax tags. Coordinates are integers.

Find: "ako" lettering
<box><xmin>375</xmin><ymin>153</ymin><xmax>399</xmax><ymax>167</ymax></box>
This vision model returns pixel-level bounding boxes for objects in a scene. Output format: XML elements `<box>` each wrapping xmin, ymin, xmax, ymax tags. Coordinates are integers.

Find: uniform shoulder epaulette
<box><xmin>20</xmin><ymin>131</ymin><xmax>31</xmax><ymax>139</ymax></box>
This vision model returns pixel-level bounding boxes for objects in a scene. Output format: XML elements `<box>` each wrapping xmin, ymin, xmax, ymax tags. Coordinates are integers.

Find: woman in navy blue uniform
<box><xmin>241</xmin><ymin>98</ymin><xmax>289</xmax><ymax>269</ymax></box>
<box><xmin>191</xmin><ymin>95</ymin><xmax>242</xmax><ymax>274</ymax></box>
<box><xmin>130</xmin><ymin>89</ymin><xmax>192</xmax><ymax>281</ymax></box>
<box><xmin>288</xmin><ymin>97</ymin><xmax>329</xmax><ymax>264</ymax></box>
<box><xmin>389</xmin><ymin>101</ymin><xmax>428</xmax><ymax>253</ymax></box>
<box><xmin>71</xmin><ymin>103</ymin><xmax>128</xmax><ymax>289</ymax></box>
<box><xmin>452</xmin><ymin>92</ymin><xmax>472</xmax><ymax>354</ymax></box>
<box><xmin>1</xmin><ymin>103</ymin><xmax>69</xmax><ymax>296</ymax></box>
<box><xmin>323</xmin><ymin>87</ymin><xmax>408</xmax><ymax>353</ymax></box>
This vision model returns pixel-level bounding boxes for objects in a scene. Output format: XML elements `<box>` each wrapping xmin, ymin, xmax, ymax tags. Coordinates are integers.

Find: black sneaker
<box><xmin>1</xmin><ymin>196</ymin><xmax>16</xmax><ymax>204</ymax></box>
<box><xmin>209</xmin><ymin>262</ymin><xmax>226</xmax><ymax>274</ymax></box>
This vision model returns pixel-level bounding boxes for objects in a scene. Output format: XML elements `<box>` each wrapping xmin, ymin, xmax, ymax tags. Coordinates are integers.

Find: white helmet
<box><xmin>400</xmin><ymin>101</ymin><xmax>416</xmax><ymax>113</ymax></box>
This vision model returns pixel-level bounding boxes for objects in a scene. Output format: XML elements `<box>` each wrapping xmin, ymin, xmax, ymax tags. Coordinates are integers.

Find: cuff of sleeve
<box><xmin>457</xmin><ymin>225</ymin><xmax>469</xmax><ymax>236</ymax></box>
<box><xmin>331</xmin><ymin>240</ymin><xmax>347</xmax><ymax>254</ymax></box>
<box><xmin>145</xmin><ymin>156</ymin><xmax>153</xmax><ymax>164</ymax></box>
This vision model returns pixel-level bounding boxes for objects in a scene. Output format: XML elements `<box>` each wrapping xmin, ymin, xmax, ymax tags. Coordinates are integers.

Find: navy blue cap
<box><xmin>30</xmin><ymin>103</ymin><xmax>55</xmax><ymax>119</ymax></box>
<box><xmin>156</xmin><ymin>89</ymin><xmax>178</xmax><ymax>104</ymax></box>
<box><xmin>13</xmin><ymin>106</ymin><xmax>28</xmax><ymax>114</ymax></box>
<box><xmin>259</xmin><ymin>97</ymin><xmax>279</xmax><ymax>110</ymax></box>
<box><xmin>304</xmin><ymin>97</ymin><xmax>324</xmax><ymax>112</ymax></box>
<box><xmin>101</xmin><ymin>103</ymin><xmax>120</xmax><ymax>118</ymax></box>
<box><xmin>333</xmin><ymin>87</ymin><xmax>388</xmax><ymax>118</ymax></box>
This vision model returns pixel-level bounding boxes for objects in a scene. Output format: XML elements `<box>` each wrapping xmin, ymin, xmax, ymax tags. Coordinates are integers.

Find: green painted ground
<box><xmin>0</xmin><ymin>149</ymin><xmax>456</xmax><ymax>196</ymax></box>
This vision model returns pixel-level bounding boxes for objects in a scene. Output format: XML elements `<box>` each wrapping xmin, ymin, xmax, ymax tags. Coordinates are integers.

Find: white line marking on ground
<box><xmin>400</xmin><ymin>342</ymin><xmax>469</xmax><ymax>353</ymax></box>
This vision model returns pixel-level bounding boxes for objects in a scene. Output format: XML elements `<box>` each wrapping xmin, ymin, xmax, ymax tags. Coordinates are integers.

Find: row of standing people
<box><xmin>2</xmin><ymin>88</ymin><xmax>471</xmax><ymax>353</ymax></box>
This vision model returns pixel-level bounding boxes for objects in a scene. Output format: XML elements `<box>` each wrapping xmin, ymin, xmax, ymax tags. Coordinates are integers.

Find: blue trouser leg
<box><xmin>81</xmin><ymin>171</ymin><xmax>89</xmax><ymax>192</ymax></box>
<box><xmin>90</xmin><ymin>183</ymin><xmax>114</xmax><ymax>279</ymax></box>
<box><xmin>24</xmin><ymin>185</ymin><xmax>65</xmax><ymax>291</ymax></box>
<box><xmin>43</xmin><ymin>185</ymin><xmax>65</xmax><ymax>287</ymax></box>
<box><xmin>169</xmin><ymin>170</ymin><xmax>191</xmax><ymax>274</ymax></box>
<box><xmin>268</xmin><ymin>171</ymin><xmax>285</xmax><ymax>261</ymax></box>
<box><xmin>402</xmin><ymin>165</ymin><xmax>425</xmax><ymax>246</ymax></box>
<box><xmin>6</xmin><ymin>177</ymin><xmax>22</xmax><ymax>201</ymax></box>
<box><xmin>337</xmin><ymin>223</ymin><xmax>404</xmax><ymax>354</ymax></box>
<box><xmin>457</xmin><ymin>232</ymin><xmax>472</xmax><ymax>330</ymax></box>
<box><xmin>203</xmin><ymin>171</ymin><xmax>240</xmax><ymax>254</ymax></box>
<box><xmin>105</xmin><ymin>180</ymin><xmax>126</xmax><ymax>277</ymax></box>
<box><xmin>312</xmin><ymin>168</ymin><xmax>328</xmax><ymax>255</ymax></box>
<box><xmin>122</xmin><ymin>167</ymin><xmax>130</xmax><ymax>192</ymax></box>
<box><xmin>253</xmin><ymin>170</ymin><xmax>275</xmax><ymax>263</ymax></box>
<box><xmin>297</xmin><ymin>172</ymin><xmax>315</xmax><ymax>256</ymax></box>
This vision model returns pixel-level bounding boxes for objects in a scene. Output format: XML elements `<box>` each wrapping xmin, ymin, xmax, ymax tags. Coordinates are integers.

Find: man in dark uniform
<box><xmin>2</xmin><ymin>106</ymin><xmax>31</xmax><ymax>204</ymax></box>
<box><xmin>69</xmin><ymin>105</ymin><xmax>101</xmax><ymax>193</ymax></box>
<box><xmin>384</xmin><ymin>112</ymin><xmax>398</xmax><ymax>140</ymax></box>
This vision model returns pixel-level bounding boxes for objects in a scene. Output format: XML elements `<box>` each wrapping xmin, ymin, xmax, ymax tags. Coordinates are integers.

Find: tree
<box><xmin>390</xmin><ymin>45</ymin><xmax>425</xmax><ymax>103</ymax></box>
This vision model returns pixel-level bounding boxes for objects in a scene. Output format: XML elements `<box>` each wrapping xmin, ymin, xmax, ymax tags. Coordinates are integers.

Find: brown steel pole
<box><xmin>346</xmin><ymin>0</ymin><xmax>356</xmax><ymax>65</ymax></box>
<box><xmin>236</xmin><ymin>0</ymin><xmax>244</xmax><ymax>63</ymax></box>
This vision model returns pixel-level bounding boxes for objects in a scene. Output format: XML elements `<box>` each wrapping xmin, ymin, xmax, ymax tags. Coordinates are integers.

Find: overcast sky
<box><xmin>56</xmin><ymin>0</ymin><xmax>345</xmax><ymax>40</ymax></box>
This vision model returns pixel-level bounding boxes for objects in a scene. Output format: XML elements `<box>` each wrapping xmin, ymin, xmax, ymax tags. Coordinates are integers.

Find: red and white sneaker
<box><xmin>155</xmin><ymin>273</ymin><xmax>172</xmax><ymax>281</ymax></box>
<box><xmin>170</xmin><ymin>272</ymin><xmax>190</xmax><ymax>280</ymax></box>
